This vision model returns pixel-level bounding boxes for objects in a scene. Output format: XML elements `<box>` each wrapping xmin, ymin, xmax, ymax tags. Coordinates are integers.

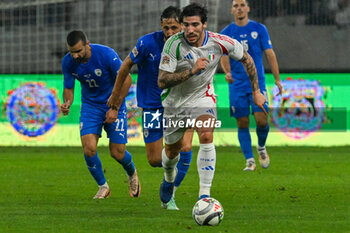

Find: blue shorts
<box><xmin>229</xmin><ymin>89</ymin><xmax>269</xmax><ymax>118</ymax></box>
<box><xmin>80</xmin><ymin>105</ymin><xmax>128</xmax><ymax>144</ymax></box>
<box><xmin>142</xmin><ymin>108</ymin><xmax>163</xmax><ymax>143</ymax></box>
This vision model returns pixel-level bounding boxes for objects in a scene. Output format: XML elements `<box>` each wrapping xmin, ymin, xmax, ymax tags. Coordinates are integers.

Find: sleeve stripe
<box><xmin>209</xmin><ymin>32</ymin><xmax>235</xmax><ymax>46</ymax></box>
<box><xmin>164</xmin><ymin>34</ymin><xmax>183</xmax><ymax>55</ymax></box>
<box><xmin>176</xmin><ymin>42</ymin><xmax>181</xmax><ymax>60</ymax></box>
<box><xmin>216</xmin><ymin>42</ymin><xmax>228</xmax><ymax>55</ymax></box>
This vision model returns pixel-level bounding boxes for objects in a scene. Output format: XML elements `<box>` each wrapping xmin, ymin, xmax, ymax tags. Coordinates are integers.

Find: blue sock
<box><xmin>84</xmin><ymin>153</ymin><xmax>106</xmax><ymax>186</ymax></box>
<box><xmin>174</xmin><ymin>150</ymin><xmax>192</xmax><ymax>188</ymax></box>
<box><xmin>238</xmin><ymin>128</ymin><xmax>254</xmax><ymax>160</ymax></box>
<box><xmin>117</xmin><ymin>150</ymin><xmax>135</xmax><ymax>176</ymax></box>
<box><xmin>256</xmin><ymin>125</ymin><xmax>269</xmax><ymax>147</ymax></box>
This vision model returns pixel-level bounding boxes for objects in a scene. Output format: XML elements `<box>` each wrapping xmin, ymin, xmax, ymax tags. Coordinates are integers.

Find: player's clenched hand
<box><xmin>104</xmin><ymin>109</ymin><xmax>118</xmax><ymax>123</ymax></box>
<box><xmin>60</xmin><ymin>100</ymin><xmax>71</xmax><ymax>116</ymax></box>
<box><xmin>225</xmin><ymin>72</ymin><xmax>234</xmax><ymax>84</ymax></box>
<box><xmin>192</xmin><ymin>58</ymin><xmax>210</xmax><ymax>75</ymax></box>
<box><xmin>107</xmin><ymin>94</ymin><xmax>119</xmax><ymax>111</ymax></box>
<box><xmin>275</xmin><ymin>80</ymin><xmax>283</xmax><ymax>96</ymax></box>
<box><xmin>252</xmin><ymin>90</ymin><xmax>267</xmax><ymax>115</ymax></box>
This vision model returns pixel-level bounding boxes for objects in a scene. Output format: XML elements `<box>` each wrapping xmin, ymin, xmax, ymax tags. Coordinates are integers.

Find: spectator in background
<box><xmin>329</xmin><ymin>0</ymin><xmax>350</xmax><ymax>28</ymax></box>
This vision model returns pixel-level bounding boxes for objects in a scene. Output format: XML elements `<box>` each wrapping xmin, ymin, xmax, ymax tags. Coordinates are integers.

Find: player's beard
<box><xmin>74</xmin><ymin>51</ymin><xmax>87</xmax><ymax>63</ymax></box>
<box><xmin>186</xmin><ymin>30</ymin><xmax>203</xmax><ymax>46</ymax></box>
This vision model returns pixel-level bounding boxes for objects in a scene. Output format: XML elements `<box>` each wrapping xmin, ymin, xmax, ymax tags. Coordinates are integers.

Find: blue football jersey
<box><xmin>130</xmin><ymin>31</ymin><xmax>165</xmax><ymax>108</ymax></box>
<box><xmin>62</xmin><ymin>44</ymin><xmax>126</xmax><ymax>110</ymax></box>
<box><xmin>221</xmin><ymin>20</ymin><xmax>272</xmax><ymax>93</ymax></box>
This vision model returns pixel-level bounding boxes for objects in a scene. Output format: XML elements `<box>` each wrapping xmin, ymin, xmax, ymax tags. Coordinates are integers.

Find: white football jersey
<box><xmin>159</xmin><ymin>31</ymin><xmax>244</xmax><ymax>108</ymax></box>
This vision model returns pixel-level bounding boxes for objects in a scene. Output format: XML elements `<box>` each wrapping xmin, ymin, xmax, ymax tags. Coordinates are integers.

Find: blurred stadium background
<box><xmin>1</xmin><ymin>0</ymin><xmax>350</xmax><ymax>146</ymax></box>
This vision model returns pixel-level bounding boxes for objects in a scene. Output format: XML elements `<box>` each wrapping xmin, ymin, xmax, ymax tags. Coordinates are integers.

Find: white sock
<box><xmin>247</xmin><ymin>158</ymin><xmax>255</xmax><ymax>163</ymax></box>
<box><xmin>197</xmin><ymin>142</ymin><xmax>216</xmax><ymax>197</ymax></box>
<box><xmin>173</xmin><ymin>186</ymin><xmax>178</xmax><ymax>197</ymax></box>
<box><xmin>99</xmin><ymin>182</ymin><xmax>109</xmax><ymax>188</ymax></box>
<box><xmin>162</xmin><ymin>148</ymin><xmax>179</xmax><ymax>183</ymax></box>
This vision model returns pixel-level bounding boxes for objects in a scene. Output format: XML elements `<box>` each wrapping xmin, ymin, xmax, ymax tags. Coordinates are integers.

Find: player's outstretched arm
<box><xmin>239</xmin><ymin>50</ymin><xmax>267</xmax><ymax>115</ymax></box>
<box><xmin>107</xmin><ymin>55</ymin><xmax>135</xmax><ymax>110</ymax></box>
<box><xmin>265</xmin><ymin>48</ymin><xmax>282</xmax><ymax>96</ymax></box>
<box><xmin>61</xmin><ymin>88</ymin><xmax>74</xmax><ymax>116</ymax></box>
<box><xmin>158</xmin><ymin>57</ymin><xmax>209</xmax><ymax>89</ymax></box>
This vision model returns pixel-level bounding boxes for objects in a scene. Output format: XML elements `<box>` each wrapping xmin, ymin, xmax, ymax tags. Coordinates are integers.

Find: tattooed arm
<box><xmin>239</xmin><ymin>50</ymin><xmax>267</xmax><ymax>114</ymax></box>
<box><xmin>158</xmin><ymin>69</ymin><xmax>192</xmax><ymax>90</ymax></box>
<box><xmin>240</xmin><ymin>50</ymin><xmax>259</xmax><ymax>92</ymax></box>
<box><xmin>158</xmin><ymin>57</ymin><xmax>209</xmax><ymax>89</ymax></box>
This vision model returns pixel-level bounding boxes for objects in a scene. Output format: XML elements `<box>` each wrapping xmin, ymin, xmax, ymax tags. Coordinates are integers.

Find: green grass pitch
<box><xmin>1</xmin><ymin>146</ymin><xmax>349</xmax><ymax>233</ymax></box>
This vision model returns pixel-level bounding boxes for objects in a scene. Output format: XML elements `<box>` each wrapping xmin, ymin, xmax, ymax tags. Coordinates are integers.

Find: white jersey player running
<box><xmin>158</xmin><ymin>3</ymin><xmax>266</xmax><ymax>205</ymax></box>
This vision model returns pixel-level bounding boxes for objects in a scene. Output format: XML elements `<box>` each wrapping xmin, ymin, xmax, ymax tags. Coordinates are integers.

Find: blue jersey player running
<box><xmin>61</xmin><ymin>30</ymin><xmax>141</xmax><ymax>199</ymax></box>
<box><xmin>107</xmin><ymin>6</ymin><xmax>193</xmax><ymax>210</ymax></box>
<box><xmin>220</xmin><ymin>0</ymin><xmax>283</xmax><ymax>171</ymax></box>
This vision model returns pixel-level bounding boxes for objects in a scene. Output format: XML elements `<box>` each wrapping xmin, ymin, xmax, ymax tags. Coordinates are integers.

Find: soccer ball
<box><xmin>192</xmin><ymin>197</ymin><xmax>224</xmax><ymax>226</ymax></box>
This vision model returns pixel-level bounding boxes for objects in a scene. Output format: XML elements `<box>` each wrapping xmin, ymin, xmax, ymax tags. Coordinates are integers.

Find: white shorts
<box><xmin>163</xmin><ymin>96</ymin><xmax>217</xmax><ymax>145</ymax></box>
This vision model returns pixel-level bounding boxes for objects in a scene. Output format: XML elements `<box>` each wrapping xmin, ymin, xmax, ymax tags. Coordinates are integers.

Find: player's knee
<box><xmin>256</xmin><ymin>119</ymin><xmax>268</xmax><ymax>128</ymax></box>
<box><xmin>198</xmin><ymin>132</ymin><xmax>213</xmax><ymax>144</ymax></box>
<box><xmin>109</xmin><ymin>144</ymin><xmax>126</xmax><ymax>161</ymax></box>
<box><xmin>165</xmin><ymin>146</ymin><xmax>181</xmax><ymax>158</ymax></box>
<box><xmin>237</xmin><ymin>117</ymin><xmax>249</xmax><ymax>128</ymax></box>
<box><xmin>181</xmin><ymin>144</ymin><xmax>192</xmax><ymax>152</ymax></box>
<box><xmin>83</xmin><ymin>148</ymin><xmax>97</xmax><ymax>157</ymax></box>
<box><xmin>148</xmin><ymin>158</ymin><xmax>162</xmax><ymax>167</ymax></box>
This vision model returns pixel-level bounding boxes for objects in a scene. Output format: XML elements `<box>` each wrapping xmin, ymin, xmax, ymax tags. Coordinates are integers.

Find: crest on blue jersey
<box><xmin>94</xmin><ymin>69</ymin><xmax>102</xmax><ymax>77</ymax></box>
<box><xmin>144</xmin><ymin>128</ymin><xmax>149</xmax><ymax>138</ymax></box>
<box><xmin>251</xmin><ymin>31</ymin><xmax>258</xmax><ymax>39</ymax></box>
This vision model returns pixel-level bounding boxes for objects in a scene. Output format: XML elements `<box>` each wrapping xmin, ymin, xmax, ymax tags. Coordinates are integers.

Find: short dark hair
<box><xmin>232</xmin><ymin>0</ymin><xmax>249</xmax><ymax>5</ymax></box>
<box><xmin>180</xmin><ymin>3</ymin><xmax>208</xmax><ymax>24</ymax></box>
<box><xmin>66</xmin><ymin>30</ymin><xmax>88</xmax><ymax>46</ymax></box>
<box><xmin>160</xmin><ymin>6</ymin><xmax>181</xmax><ymax>23</ymax></box>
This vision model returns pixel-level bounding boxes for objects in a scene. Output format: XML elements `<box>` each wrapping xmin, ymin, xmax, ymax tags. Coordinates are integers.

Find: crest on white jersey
<box><xmin>251</xmin><ymin>31</ymin><xmax>258</xmax><ymax>39</ymax></box>
<box><xmin>94</xmin><ymin>69</ymin><xmax>102</xmax><ymax>77</ymax></box>
<box><xmin>208</xmin><ymin>48</ymin><xmax>215</xmax><ymax>61</ymax></box>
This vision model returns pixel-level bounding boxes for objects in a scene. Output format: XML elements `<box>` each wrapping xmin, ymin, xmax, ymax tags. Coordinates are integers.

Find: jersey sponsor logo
<box><xmin>251</xmin><ymin>31</ymin><xmax>258</xmax><ymax>39</ymax></box>
<box><xmin>206</xmin><ymin>108</ymin><xmax>215</xmax><ymax>116</ymax></box>
<box><xmin>161</xmin><ymin>56</ymin><xmax>170</xmax><ymax>65</ymax></box>
<box><xmin>94</xmin><ymin>69</ymin><xmax>102</xmax><ymax>77</ymax></box>
<box><xmin>132</xmin><ymin>46</ymin><xmax>138</xmax><ymax>57</ymax></box>
<box><xmin>184</xmin><ymin>53</ymin><xmax>193</xmax><ymax>60</ymax></box>
<box><xmin>240</xmin><ymin>34</ymin><xmax>247</xmax><ymax>38</ymax></box>
<box><xmin>72</xmin><ymin>73</ymin><xmax>78</xmax><ymax>77</ymax></box>
<box><xmin>149</xmin><ymin>53</ymin><xmax>156</xmax><ymax>60</ymax></box>
<box><xmin>231</xmin><ymin>106</ymin><xmax>236</xmax><ymax>114</ymax></box>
